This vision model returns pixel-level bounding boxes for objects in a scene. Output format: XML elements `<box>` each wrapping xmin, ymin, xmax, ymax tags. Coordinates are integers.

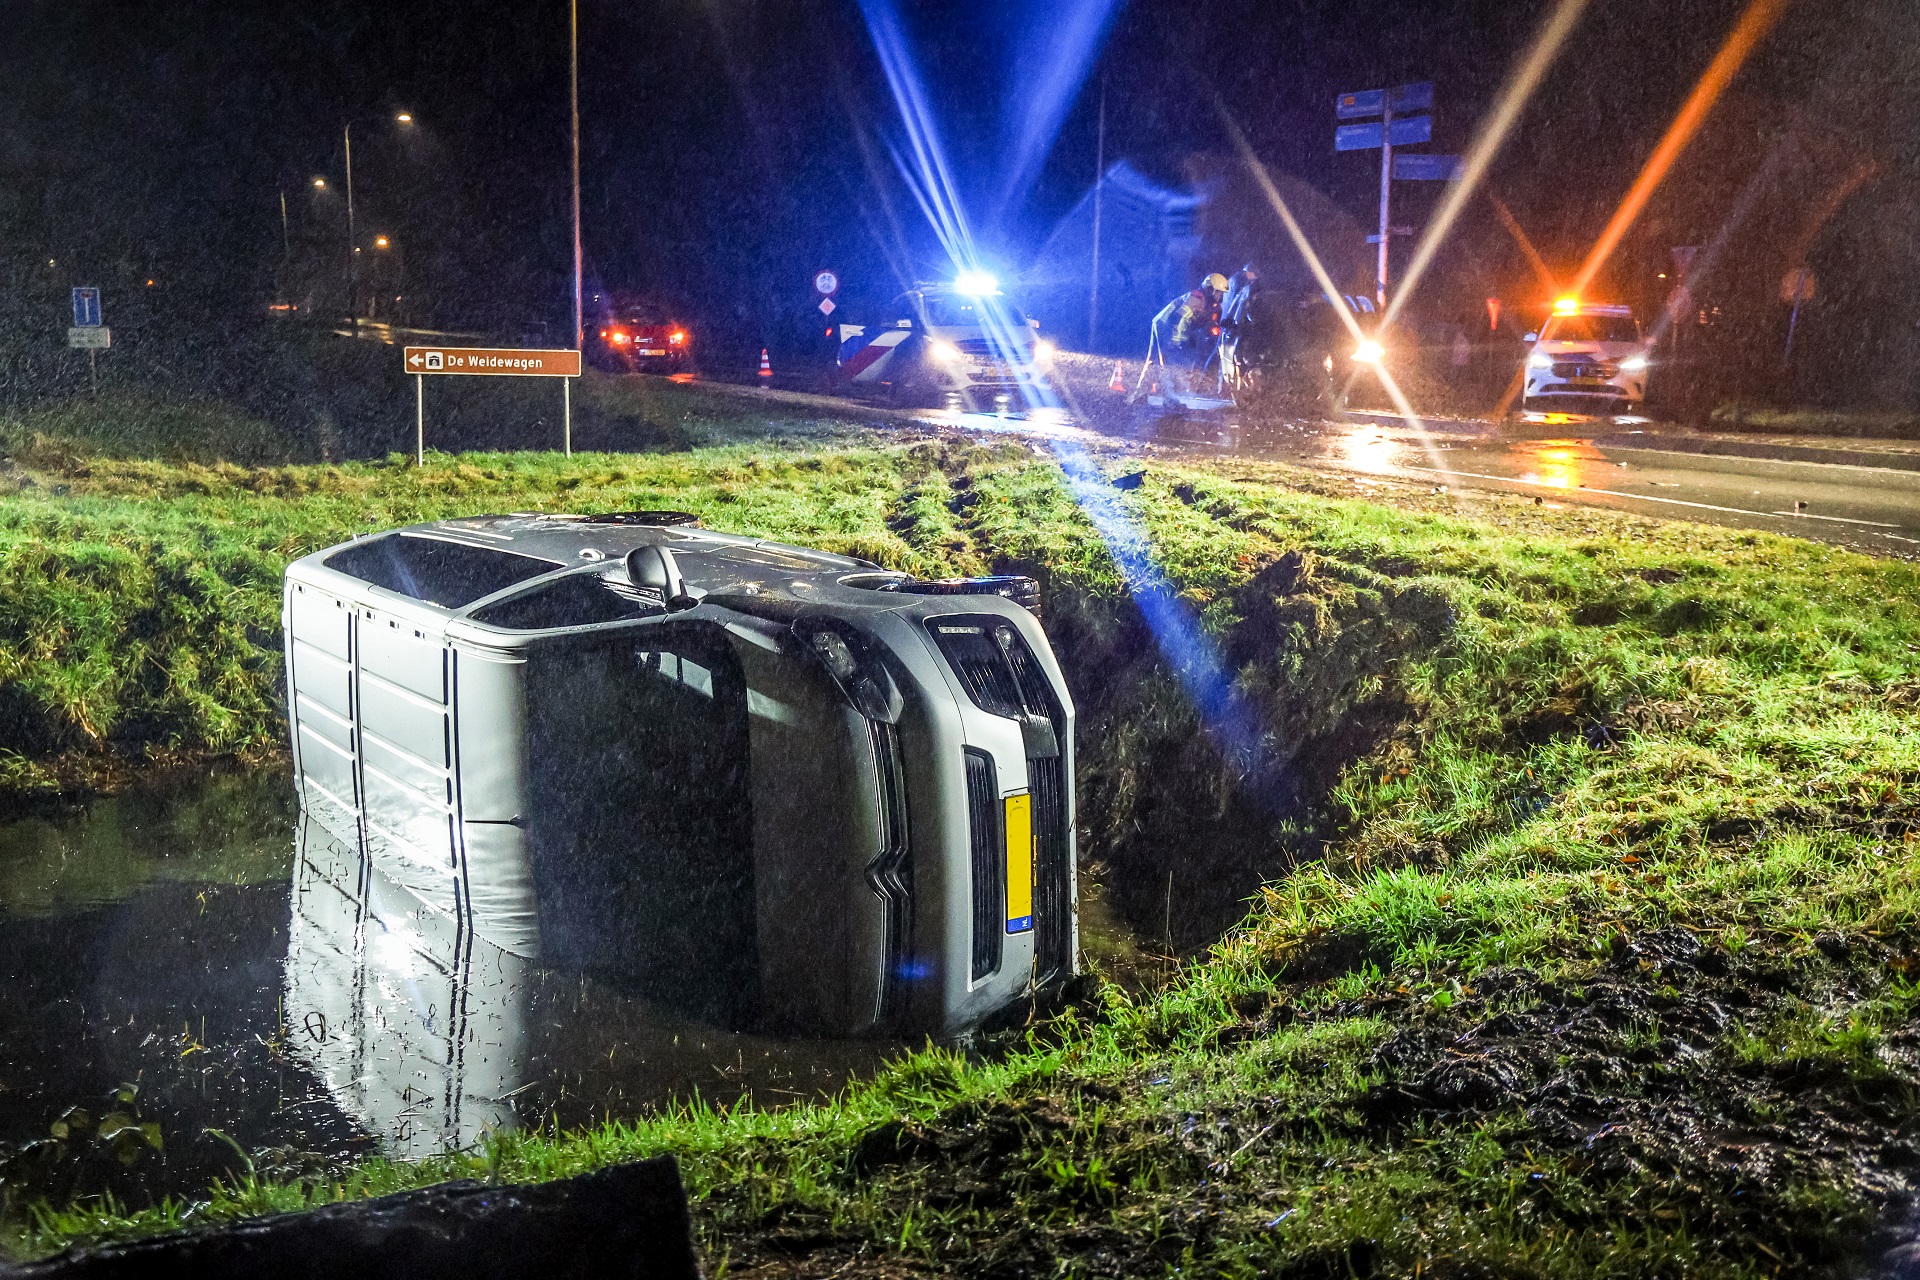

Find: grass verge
<box><xmin>5</xmin><ymin>390</ymin><xmax>1920</xmax><ymax>1275</ymax></box>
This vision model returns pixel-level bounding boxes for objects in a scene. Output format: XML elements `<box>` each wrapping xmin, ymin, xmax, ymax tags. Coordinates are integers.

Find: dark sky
<box><xmin>0</xmin><ymin>0</ymin><xmax>1913</xmax><ymax>382</ymax></box>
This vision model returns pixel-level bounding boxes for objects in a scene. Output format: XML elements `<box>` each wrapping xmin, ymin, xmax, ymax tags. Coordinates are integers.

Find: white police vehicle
<box><xmin>1523</xmin><ymin>301</ymin><xmax>1651</xmax><ymax>413</ymax></box>
<box><xmin>835</xmin><ymin>272</ymin><xmax>1055</xmax><ymax>406</ymax></box>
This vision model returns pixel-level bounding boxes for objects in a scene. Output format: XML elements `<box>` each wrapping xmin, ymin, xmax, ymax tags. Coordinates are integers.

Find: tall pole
<box><xmin>1087</xmin><ymin>74</ymin><xmax>1106</xmax><ymax>351</ymax></box>
<box><xmin>344</xmin><ymin>122</ymin><xmax>357</xmax><ymax>325</ymax></box>
<box><xmin>280</xmin><ymin>189</ymin><xmax>291</xmax><ymax>261</ymax></box>
<box><xmin>415</xmin><ymin>373</ymin><xmax>425</xmax><ymax>465</ymax></box>
<box><xmin>1376</xmin><ymin>102</ymin><xmax>1392</xmax><ymax>309</ymax></box>
<box><xmin>570</xmin><ymin>0</ymin><xmax>583</xmax><ymax>353</ymax></box>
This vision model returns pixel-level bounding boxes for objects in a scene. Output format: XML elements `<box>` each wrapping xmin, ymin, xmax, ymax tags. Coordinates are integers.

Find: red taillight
<box><xmin>669</xmin><ymin>330</ymin><xmax>687</xmax><ymax>344</ymax></box>
<box><xmin>611</xmin><ymin>330</ymin><xmax>631</xmax><ymax>344</ymax></box>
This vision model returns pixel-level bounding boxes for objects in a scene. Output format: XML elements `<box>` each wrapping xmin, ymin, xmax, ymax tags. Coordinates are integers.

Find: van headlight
<box><xmin>797</xmin><ymin>620</ymin><xmax>903</xmax><ymax>723</ymax></box>
<box><xmin>1527</xmin><ymin>352</ymin><xmax>1553</xmax><ymax>369</ymax></box>
<box><xmin>1031</xmin><ymin>339</ymin><xmax>1056</xmax><ymax>370</ymax></box>
<box><xmin>1618</xmin><ymin>354</ymin><xmax>1649</xmax><ymax>372</ymax></box>
<box><xmin>929</xmin><ymin>341</ymin><xmax>964</xmax><ymax>365</ymax></box>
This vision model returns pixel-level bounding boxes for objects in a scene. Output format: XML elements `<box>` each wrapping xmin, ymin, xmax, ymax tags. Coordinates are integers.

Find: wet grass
<box><xmin>6</xmin><ymin>388</ymin><xmax>1920</xmax><ymax>1274</ymax></box>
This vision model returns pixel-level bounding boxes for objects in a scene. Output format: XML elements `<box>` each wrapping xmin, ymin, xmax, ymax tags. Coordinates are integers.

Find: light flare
<box><xmin>1566</xmin><ymin>0</ymin><xmax>1793</xmax><ymax>300</ymax></box>
<box><xmin>1381</xmin><ymin>0</ymin><xmax>1588</xmax><ymax>328</ymax></box>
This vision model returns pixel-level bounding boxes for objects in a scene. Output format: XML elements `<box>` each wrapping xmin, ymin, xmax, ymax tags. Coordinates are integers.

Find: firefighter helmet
<box><xmin>1203</xmin><ymin>272</ymin><xmax>1229</xmax><ymax>293</ymax></box>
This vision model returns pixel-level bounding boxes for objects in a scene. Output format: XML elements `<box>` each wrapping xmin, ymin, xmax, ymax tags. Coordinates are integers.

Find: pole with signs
<box><xmin>69</xmin><ymin>287</ymin><xmax>108</xmax><ymax>394</ymax></box>
<box><xmin>403</xmin><ymin>346</ymin><xmax>583</xmax><ymax>463</ymax></box>
<box><xmin>1335</xmin><ymin>82</ymin><xmax>1433</xmax><ymax>307</ymax></box>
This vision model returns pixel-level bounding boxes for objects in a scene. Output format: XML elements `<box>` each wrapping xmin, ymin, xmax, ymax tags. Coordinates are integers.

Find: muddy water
<box><xmin>0</xmin><ymin>771</ymin><xmax>904</xmax><ymax>1205</ymax></box>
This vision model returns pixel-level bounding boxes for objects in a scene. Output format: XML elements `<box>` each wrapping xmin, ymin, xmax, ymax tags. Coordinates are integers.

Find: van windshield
<box><xmin>1542</xmin><ymin>314</ymin><xmax>1640</xmax><ymax>343</ymax></box>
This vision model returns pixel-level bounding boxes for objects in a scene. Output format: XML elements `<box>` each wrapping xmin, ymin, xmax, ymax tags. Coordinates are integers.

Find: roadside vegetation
<box><xmin>6</xmin><ymin>385</ymin><xmax>1920</xmax><ymax>1276</ymax></box>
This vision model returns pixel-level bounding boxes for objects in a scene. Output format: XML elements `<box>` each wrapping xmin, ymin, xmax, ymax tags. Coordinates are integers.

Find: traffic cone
<box><xmin>1146</xmin><ymin>371</ymin><xmax>1164</xmax><ymax>406</ymax></box>
<box><xmin>757</xmin><ymin>348</ymin><xmax>773</xmax><ymax>378</ymax></box>
<box><xmin>1109</xmin><ymin>360</ymin><xmax>1125</xmax><ymax>392</ymax></box>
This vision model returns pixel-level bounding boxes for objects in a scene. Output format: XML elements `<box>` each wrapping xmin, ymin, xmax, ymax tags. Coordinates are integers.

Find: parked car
<box><xmin>590</xmin><ymin>298</ymin><xmax>693</xmax><ymax>372</ymax></box>
<box><xmin>282</xmin><ymin>511</ymin><xmax>1077</xmax><ymax>1041</ymax></box>
<box><xmin>836</xmin><ymin>274</ymin><xmax>1055</xmax><ymax>406</ymax></box>
<box><xmin>1522</xmin><ymin>301</ymin><xmax>1650</xmax><ymax>413</ymax></box>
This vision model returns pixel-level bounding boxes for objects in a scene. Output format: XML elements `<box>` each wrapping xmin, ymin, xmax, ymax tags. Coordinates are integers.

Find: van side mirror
<box><xmin>1523</xmin><ymin>332</ymin><xmax>1538</xmax><ymax>343</ymax></box>
<box><xmin>625</xmin><ymin>545</ymin><xmax>697</xmax><ymax>611</ymax></box>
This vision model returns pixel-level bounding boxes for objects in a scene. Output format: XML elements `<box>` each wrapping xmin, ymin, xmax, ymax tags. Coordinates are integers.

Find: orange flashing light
<box><xmin>669</xmin><ymin>330</ymin><xmax>687</xmax><ymax>344</ymax></box>
<box><xmin>1554</xmin><ymin>296</ymin><xmax>1579</xmax><ymax>314</ymax></box>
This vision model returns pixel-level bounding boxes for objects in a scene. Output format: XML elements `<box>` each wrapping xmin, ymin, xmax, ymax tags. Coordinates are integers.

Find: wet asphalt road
<box><xmin>1125</xmin><ymin>411</ymin><xmax>1920</xmax><ymax>558</ymax></box>
<box><xmin>669</xmin><ymin>370</ymin><xmax>1920</xmax><ymax>558</ymax></box>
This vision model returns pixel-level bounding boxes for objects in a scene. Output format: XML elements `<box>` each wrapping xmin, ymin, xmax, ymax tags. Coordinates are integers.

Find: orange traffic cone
<box><xmin>757</xmin><ymin>348</ymin><xmax>773</xmax><ymax>378</ymax></box>
<box><xmin>1146</xmin><ymin>371</ymin><xmax>1164</xmax><ymax>406</ymax></box>
<box><xmin>1109</xmin><ymin>360</ymin><xmax>1125</xmax><ymax>392</ymax></box>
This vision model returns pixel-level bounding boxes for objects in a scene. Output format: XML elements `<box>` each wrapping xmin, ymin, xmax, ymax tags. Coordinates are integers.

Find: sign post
<box><xmin>402</xmin><ymin>346</ymin><xmax>583</xmax><ymax>464</ymax></box>
<box><xmin>1335</xmin><ymin>82</ymin><xmax>1433</xmax><ymax>307</ymax></box>
<box><xmin>68</xmin><ymin>287</ymin><xmax>107</xmax><ymax>394</ymax></box>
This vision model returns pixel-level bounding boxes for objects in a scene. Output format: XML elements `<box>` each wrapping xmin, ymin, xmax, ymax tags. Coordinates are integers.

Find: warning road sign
<box><xmin>403</xmin><ymin>347</ymin><xmax>581</xmax><ymax>377</ymax></box>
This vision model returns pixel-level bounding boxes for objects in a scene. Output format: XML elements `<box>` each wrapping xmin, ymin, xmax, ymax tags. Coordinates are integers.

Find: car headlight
<box><xmin>1618</xmin><ymin>354</ymin><xmax>1648</xmax><ymax>372</ymax></box>
<box><xmin>1031</xmin><ymin>339</ymin><xmax>1055</xmax><ymax>367</ymax></box>
<box><xmin>1527</xmin><ymin>351</ymin><xmax>1552</xmax><ymax>369</ymax></box>
<box><xmin>930</xmin><ymin>340</ymin><xmax>964</xmax><ymax>365</ymax></box>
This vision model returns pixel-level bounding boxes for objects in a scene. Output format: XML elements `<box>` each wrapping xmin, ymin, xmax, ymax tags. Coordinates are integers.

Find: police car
<box><xmin>835</xmin><ymin>273</ymin><xmax>1055</xmax><ymax>406</ymax></box>
<box><xmin>1522</xmin><ymin>300</ymin><xmax>1651</xmax><ymax>413</ymax></box>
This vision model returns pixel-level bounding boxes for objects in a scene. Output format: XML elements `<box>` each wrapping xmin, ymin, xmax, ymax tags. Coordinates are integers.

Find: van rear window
<box><xmin>324</xmin><ymin>534</ymin><xmax>560</xmax><ymax>608</ymax></box>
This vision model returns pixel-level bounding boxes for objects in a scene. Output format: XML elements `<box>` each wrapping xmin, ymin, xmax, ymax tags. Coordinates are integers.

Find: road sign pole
<box><xmin>563</xmin><ymin>377</ymin><xmax>572</xmax><ymax>457</ymax></box>
<box><xmin>415</xmin><ymin>373</ymin><xmax>424</xmax><ymax>465</ymax></box>
<box><xmin>89</xmin><ymin>349</ymin><xmax>97</xmax><ymax>396</ymax></box>
<box><xmin>1380</xmin><ymin>104</ymin><xmax>1395</xmax><ymax>305</ymax></box>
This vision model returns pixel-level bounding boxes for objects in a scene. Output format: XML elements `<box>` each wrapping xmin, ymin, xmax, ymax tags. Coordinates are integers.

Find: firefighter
<box><xmin>1150</xmin><ymin>273</ymin><xmax>1228</xmax><ymax>372</ymax></box>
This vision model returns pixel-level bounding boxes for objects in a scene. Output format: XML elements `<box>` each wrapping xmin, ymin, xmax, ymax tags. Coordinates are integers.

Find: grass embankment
<box><xmin>7</xmin><ymin>389</ymin><xmax>1920</xmax><ymax>1275</ymax></box>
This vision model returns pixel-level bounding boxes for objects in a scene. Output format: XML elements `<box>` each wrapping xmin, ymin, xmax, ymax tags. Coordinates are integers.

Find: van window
<box><xmin>472</xmin><ymin>572</ymin><xmax>658</xmax><ymax>629</ymax></box>
<box><xmin>1541</xmin><ymin>314</ymin><xmax>1640</xmax><ymax>343</ymax></box>
<box><xmin>324</xmin><ymin>534</ymin><xmax>561</xmax><ymax>608</ymax></box>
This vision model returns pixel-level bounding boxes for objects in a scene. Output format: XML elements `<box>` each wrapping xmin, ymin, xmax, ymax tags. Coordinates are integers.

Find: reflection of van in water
<box><xmin>281</xmin><ymin>512</ymin><xmax>1076</xmax><ymax>1041</ymax></box>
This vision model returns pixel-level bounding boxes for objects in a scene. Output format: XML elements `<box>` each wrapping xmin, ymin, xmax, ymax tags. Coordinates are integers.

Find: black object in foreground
<box><xmin>1</xmin><ymin>1156</ymin><xmax>699</xmax><ymax>1280</ymax></box>
<box><xmin>1111</xmin><ymin>470</ymin><xmax>1146</xmax><ymax>490</ymax></box>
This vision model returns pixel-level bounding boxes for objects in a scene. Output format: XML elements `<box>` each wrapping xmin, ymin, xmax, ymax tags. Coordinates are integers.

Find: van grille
<box><xmin>965</xmin><ymin>749</ymin><xmax>1003</xmax><ymax>981</ymax></box>
<box><xmin>1029</xmin><ymin>754</ymin><xmax>1071</xmax><ymax>981</ymax></box>
<box><xmin>866</xmin><ymin>720</ymin><xmax>912</xmax><ymax>1021</ymax></box>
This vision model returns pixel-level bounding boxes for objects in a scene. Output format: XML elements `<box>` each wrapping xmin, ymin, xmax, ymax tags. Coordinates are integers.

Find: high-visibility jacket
<box><xmin>1169</xmin><ymin>289</ymin><xmax>1217</xmax><ymax>347</ymax></box>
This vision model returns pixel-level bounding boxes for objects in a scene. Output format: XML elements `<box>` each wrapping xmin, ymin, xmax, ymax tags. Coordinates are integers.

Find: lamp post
<box><xmin>344</xmin><ymin>111</ymin><xmax>414</xmax><ymax>324</ymax></box>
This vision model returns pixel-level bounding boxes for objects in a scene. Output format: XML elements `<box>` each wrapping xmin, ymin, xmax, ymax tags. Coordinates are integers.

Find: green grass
<box><xmin>6</xmin><ymin>387</ymin><xmax>1920</xmax><ymax>1275</ymax></box>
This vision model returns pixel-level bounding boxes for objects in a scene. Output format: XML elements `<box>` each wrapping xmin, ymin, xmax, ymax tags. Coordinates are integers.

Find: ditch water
<box><xmin>0</xmin><ymin>769</ymin><xmax>913</xmax><ymax>1207</ymax></box>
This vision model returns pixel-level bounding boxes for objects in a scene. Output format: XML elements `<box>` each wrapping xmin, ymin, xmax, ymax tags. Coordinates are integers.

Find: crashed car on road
<box><xmin>282</xmin><ymin>512</ymin><xmax>1077</xmax><ymax>1042</ymax></box>
<box><xmin>1522</xmin><ymin>301</ymin><xmax>1651</xmax><ymax>413</ymax></box>
<box><xmin>836</xmin><ymin>273</ymin><xmax>1055</xmax><ymax>407</ymax></box>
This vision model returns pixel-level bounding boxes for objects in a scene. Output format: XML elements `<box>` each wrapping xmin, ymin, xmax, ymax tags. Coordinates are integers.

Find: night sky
<box><xmin>1</xmin><ymin>0</ymin><xmax>1914</xmax><ymax>391</ymax></box>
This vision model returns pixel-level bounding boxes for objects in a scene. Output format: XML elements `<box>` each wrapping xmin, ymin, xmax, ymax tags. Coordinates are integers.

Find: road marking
<box><xmin>1404</xmin><ymin>464</ymin><xmax>1915</xmax><ymax>533</ymax></box>
<box><xmin>1767</xmin><ymin>510</ymin><xmax>1900</xmax><ymax>527</ymax></box>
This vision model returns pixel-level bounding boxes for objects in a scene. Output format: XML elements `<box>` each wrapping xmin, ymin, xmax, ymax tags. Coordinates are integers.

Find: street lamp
<box><xmin>344</xmin><ymin>110</ymin><xmax>415</xmax><ymax>323</ymax></box>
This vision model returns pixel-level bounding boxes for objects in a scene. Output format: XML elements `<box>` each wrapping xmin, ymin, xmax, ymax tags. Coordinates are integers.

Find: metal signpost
<box><xmin>1335</xmin><ymin>81</ymin><xmax>1442</xmax><ymax>306</ymax></box>
<box><xmin>402</xmin><ymin>346</ymin><xmax>583</xmax><ymax>464</ymax></box>
<box><xmin>68</xmin><ymin>287</ymin><xmax>109</xmax><ymax>393</ymax></box>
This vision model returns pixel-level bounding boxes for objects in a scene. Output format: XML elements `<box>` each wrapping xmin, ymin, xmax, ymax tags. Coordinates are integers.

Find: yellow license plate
<box><xmin>1005</xmin><ymin>792</ymin><xmax>1033</xmax><ymax>933</ymax></box>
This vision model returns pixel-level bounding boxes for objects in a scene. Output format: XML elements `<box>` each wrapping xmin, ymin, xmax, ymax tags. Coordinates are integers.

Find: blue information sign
<box><xmin>1388</xmin><ymin>81</ymin><xmax>1434</xmax><ymax>112</ymax></box>
<box><xmin>1393</xmin><ymin>153</ymin><xmax>1462</xmax><ymax>181</ymax></box>
<box><xmin>71</xmin><ymin>287</ymin><xmax>101</xmax><ymax>328</ymax></box>
<box><xmin>1335</xmin><ymin>88</ymin><xmax>1384</xmax><ymax>119</ymax></box>
<box><xmin>1334</xmin><ymin>115</ymin><xmax>1433</xmax><ymax>152</ymax></box>
<box><xmin>1336</xmin><ymin>82</ymin><xmax>1433</xmax><ymax>118</ymax></box>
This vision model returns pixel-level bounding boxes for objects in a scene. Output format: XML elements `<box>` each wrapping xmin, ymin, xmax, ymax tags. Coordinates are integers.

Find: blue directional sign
<box><xmin>1393</xmin><ymin>153</ymin><xmax>1463</xmax><ymax>181</ymax></box>
<box><xmin>71</xmin><ymin>287</ymin><xmax>101</xmax><ymax>328</ymax></box>
<box><xmin>1336</xmin><ymin>82</ymin><xmax>1433</xmax><ymax>118</ymax></box>
<box><xmin>1335</xmin><ymin>88</ymin><xmax>1384</xmax><ymax>119</ymax></box>
<box><xmin>1334</xmin><ymin>115</ymin><xmax>1433</xmax><ymax>151</ymax></box>
<box><xmin>1388</xmin><ymin>81</ymin><xmax>1434</xmax><ymax>112</ymax></box>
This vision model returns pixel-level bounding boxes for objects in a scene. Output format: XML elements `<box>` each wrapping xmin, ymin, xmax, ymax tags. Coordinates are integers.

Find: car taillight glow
<box><xmin>669</xmin><ymin>331</ymin><xmax>686</xmax><ymax>344</ymax></box>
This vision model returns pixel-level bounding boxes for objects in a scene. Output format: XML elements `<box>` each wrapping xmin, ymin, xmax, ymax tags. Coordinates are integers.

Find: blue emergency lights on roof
<box><xmin>953</xmin><ymin>270</ymin><xmax>1000</xmax><ymax>296</ymax></box>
